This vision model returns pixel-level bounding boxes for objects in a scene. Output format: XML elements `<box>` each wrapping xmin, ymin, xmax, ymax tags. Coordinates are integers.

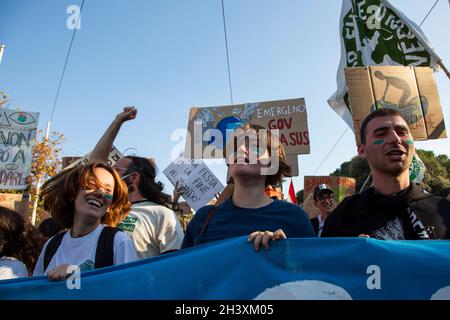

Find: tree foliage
<box><xmin>416</xmin><ymin>150</ymin><xmax>450</xmax><ymax>197</ymax></box>
<box><xmin>28</xmin><ymin>130</ymin><xmax>64</xmax><ymax>224</ymax></box>
<box><xmin>296</xmin><ymin>189</ymin><xmax>304</xmax><ymax>204</ymax></box>
<box><xmin>0</xmin><ymin>91</ymin><xmax>10</xmax><ymax>108</ymax></box>
<box><xmin>330</xmin><ymin>156</ymin><xmax>370</xmax><ymax>192</ymax></box>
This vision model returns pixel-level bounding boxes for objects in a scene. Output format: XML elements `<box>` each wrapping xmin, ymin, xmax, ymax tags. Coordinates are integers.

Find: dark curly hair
<box><xmin>0</xmin><ymin>207</ymin><xmax>45</xmax><ymax>273</ymax></box>
<box><xmin>123</xmin><ymin>156</ymin><xmax>167</xmax><ymax>205</ymax></box>
<box><xmin>38</xmin><ymin>218</ymin><xmax>65</xmax><ymax>240</ymax></box>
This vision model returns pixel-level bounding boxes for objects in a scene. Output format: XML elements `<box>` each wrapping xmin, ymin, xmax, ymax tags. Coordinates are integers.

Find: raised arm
<box><xmin>89</xmin><ymin>106</ymin><xmax>137</xmax><ymax>163</ymax></box>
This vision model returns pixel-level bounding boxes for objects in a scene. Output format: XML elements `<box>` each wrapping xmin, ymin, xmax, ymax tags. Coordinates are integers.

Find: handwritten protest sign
<box><xmin>286</xmin><ymin>155</ymin><xmax>299</xmax><ymax>177</ymax></box>
<box><xmin>65</xmin><ymin>146</ymin><xmax>123</xmax><ymax>169</ymax></box>
<box><xmin>184</xmin><ymin>98</ymin><xmax>310</xmax><ymax>172</ymax></box>
<box><xmin>163</xmin><ymin>156</ymin><xmax>224</xmax><ymax>211</ymax></box>
<box><xmin>62</xmin><ymin>156</ymin><xmax>81</xmax><ymax>169</ymax></box>
<box><xmin>302</xmin><ymin>176</ymin><xmax>356</xmax><ymax>218</ymax></box>
<box><xmin>345</xmin><ymin>66</ymin><xmax>446</xmax><ymax>145</ymax></box>
<box><xmin>0</xmin><ymin>109</ymin><xmax>39</xmax><ymax>190</ymax></box>
<box><xmin>0</xmin><ymin>193</ymin><xmax>29</xmax><ymax>219</ymax></box>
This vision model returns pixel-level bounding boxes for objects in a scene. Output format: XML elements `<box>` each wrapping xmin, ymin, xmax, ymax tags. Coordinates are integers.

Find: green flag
<box><xmin>328</xmin><ymin>0</ymin><xmax>443</xmax><ymax>129</ymax></box>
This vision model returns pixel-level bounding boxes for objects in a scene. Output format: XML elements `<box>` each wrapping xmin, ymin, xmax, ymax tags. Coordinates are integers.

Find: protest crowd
<box><xmin>1</xmin><ymin>106</ymin><xmax>449</xmax><ymax>281</ymax></box>
<box><xmin>0</xmin><ymin>0</ymin><xmax>450</xmax><ymax>302</ymax></box>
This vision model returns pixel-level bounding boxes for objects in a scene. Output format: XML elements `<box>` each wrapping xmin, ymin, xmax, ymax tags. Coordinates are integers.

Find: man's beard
<box><xmin>378</xmin><ymin>160</ymin><xmax>410</xmax><ymax>177</ymax></box>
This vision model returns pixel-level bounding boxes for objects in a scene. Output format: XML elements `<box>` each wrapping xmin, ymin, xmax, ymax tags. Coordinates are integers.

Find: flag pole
<box><xmin>359</xmin><ymin>174</ymin><xmax>372</xmax><ymax>193</ymax></box>
<box><xmin>0</xmin><ymin>44</ymin><xmax>5</xmax><ymax>64</ymax></box>
<box><xmin>437</xmin><ymin>60</ymin><xmax>450</xmax><ymax>80</ymax></box>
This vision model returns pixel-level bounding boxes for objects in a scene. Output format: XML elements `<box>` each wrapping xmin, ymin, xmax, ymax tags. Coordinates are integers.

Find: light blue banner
<box><xmin>1</xmin><ymin>237</ymin><xmax>450</xmax><ymax>300</ymax></box>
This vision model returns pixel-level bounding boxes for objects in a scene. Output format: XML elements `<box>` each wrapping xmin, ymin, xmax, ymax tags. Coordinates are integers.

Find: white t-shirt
<box><xmin>33</xmin><ymin>224</ymin><xmax>137</xmax><ymax>276</ymax></box>
<box><xmin>0</xmin><ymin>257</ymin><xmax>28</xmax><ymax>280</ymax></box>
<box><xmin>118</xmin><ymin>200</ymin><xmax>184</xmax><ymax>259</ymax></box>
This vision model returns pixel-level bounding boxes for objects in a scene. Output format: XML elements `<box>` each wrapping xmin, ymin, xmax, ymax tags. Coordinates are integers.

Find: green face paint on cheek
<box><xmin>103</xmin><ymin>194</ymin><xmax>113</xmax><ymax>201</ymax></box>
<box><xmin>406</xmin><ymin>139</ymin><xmax>414</xmax><ymax>145</ymax></box>
<box><xmin>373</xmin><ymin>139</ymin><xmax>384</xmax><ymax>145</ymax></box>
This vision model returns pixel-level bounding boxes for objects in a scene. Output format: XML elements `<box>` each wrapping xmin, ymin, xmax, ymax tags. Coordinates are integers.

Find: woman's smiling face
<box><xmin>74</xmin><ymin>167</ymin><xmax>115</xmax><ymax>222</ymax></box>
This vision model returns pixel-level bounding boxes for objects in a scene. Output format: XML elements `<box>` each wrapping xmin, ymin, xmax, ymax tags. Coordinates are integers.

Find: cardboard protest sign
<box><xmin>0</xmin><ymin>193</ymin><xmax>25</xmax><ymax>210</ymax></box>
<box><xmin>345</xmin><ymin>66</ymin><xmax>446</xmax><ymax>145</ymax></box>
<box><xmin>163</xmin><ymin>156</ymin><xmax>224</xmax><ymax>212</ymax></box>
<box><xmin>0</xmin><ymin>109</ymin><xmax>39</xmax><ymax>190</ymax></box>
<box><xmin>65</xmin><ymin>146</ymin><xmax>123</xmax><ymax>169</ymax></box>
<box><xmin>302</xmin><ymin>176</ymin><xmax>356</xmax><ymax>218</ymax></box>
<box><xmin>62</xmin><ymin>156</ymin><xmax>81</xmax><ymax>169</ymax></box>
<box><xmin>285</xmin><ymin>154</ymin><xmax>299</xmax><ymax>177</ymax></box>
<box><xmin>329</xmin><ymin>0</ymin><xmax>443</xmax><ymax>131</ymax></box>
<box><xmin>0</xmin><ymin>193</ymin><xmax>29</xmax><ymax>219</ymax></box>
<box><xmin>184</xmin><ymin>98</ymin><xmax>310</xmax><ymax>168</ymax></box>
<box><xmin>414</xmin><ymin>67</ymin><xmax>447</xmax><ymax>139</ymax></box>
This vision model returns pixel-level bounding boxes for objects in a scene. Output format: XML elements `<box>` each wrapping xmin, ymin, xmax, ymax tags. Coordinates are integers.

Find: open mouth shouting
<box><xmin>385</xmin><ymin>148</ymin><xmax>407</xmax><ymax>161</ymax></box>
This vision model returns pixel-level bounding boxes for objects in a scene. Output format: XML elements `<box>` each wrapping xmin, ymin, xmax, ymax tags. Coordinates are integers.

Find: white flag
<box><xmin>409</xmin><ymin>153</ymin><xmax>426</xmax><ymax>184</ymax></box>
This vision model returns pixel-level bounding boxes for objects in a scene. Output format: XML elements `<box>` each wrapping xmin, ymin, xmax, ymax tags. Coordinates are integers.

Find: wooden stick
<box><xmin>437</xmin><ymin>59</ymin><xmax>450</xmax><ymax>80</ymax></box>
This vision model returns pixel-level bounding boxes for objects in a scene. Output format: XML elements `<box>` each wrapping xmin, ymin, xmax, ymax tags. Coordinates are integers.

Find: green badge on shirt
<box><xmin>79</xmin><ymin>260</ymin><xmax>95</xmax><ymax>272</ymax></box>
<box><xmin>117</xmin><ymin>216</ymin><xmax>137</xmax><ymax>232</ymax></box>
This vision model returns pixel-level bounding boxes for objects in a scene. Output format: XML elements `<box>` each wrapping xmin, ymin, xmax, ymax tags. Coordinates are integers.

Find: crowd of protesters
<box><xmin>0</xmin><ymin>107</ymin><xmax>449</xmax><ymax>281</ymax></box>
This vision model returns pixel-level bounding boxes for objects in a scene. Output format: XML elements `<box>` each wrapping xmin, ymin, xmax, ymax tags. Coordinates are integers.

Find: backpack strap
<box><xmin>194</xmin><ymin>206</ymin><xmax>217</xmax><ymax>246</ymax></box>
<box><xmin>95</xmin><ymin>226</ymin><xmax>120</xmax><ymax>269</ymax></box>
<box><xmin>43</xmin><ymin>231</ymin><xmax>67</xmax><ymax>272</ymax></box>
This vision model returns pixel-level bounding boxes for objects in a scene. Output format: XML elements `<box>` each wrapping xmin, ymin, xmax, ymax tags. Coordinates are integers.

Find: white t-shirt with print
<box><xmin>33</xmin><ymin>224</ymin><xmax>137</xmax><ymax>276</ymax></box>
<box><xmin>0</xmin><ymin>256</ymin><xmax>28</xmax><ymax>280</ymax></box>
<box><xmin>118</xmin><ymin>200</ymin><xmax>184</xmax><ymax>259</ymax></box>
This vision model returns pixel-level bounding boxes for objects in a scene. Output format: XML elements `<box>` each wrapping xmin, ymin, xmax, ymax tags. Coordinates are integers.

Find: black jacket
<box><xmin>310</xmin><ymin>217</ymin><xmax>320</xmax><ymax>236</ymax></box>
<box><xmin>322</xmin><ymin>183</ymin><xmax>450</xmax><ymax>240</ymax></box>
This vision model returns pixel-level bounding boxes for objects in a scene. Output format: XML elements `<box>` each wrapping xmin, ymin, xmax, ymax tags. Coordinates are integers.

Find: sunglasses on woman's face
<box><xmin>121</xmin><ymin>171</ymin><xmax>137</xmax><ymax>180</ymax></box>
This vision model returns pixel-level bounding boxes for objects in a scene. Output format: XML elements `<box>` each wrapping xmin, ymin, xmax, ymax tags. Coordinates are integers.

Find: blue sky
<box><xmin>0</xmin><ymin>0</ymin><xmax>449</xmax><ymax>197</ymax></box>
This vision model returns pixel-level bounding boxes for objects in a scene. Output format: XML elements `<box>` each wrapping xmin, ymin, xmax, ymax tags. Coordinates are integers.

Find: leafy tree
<box><xmin>0</xmin><ymin>91</ymin><xmax>10</xmax><ymax>108</ymax></box>
<box><xmin>296</xmin><ymin>189</ymin><xmax>304</xmax><ymax>204</ymax></box>
<box><xmin>416</xmin><ymin>150</ymin><xmax>450</xmax><ymax>197</ymax></box>
<box><xmin>29</xmin><ymin>130</ymin><xmax>64</xmax><ymax>225</ymax></box>
<box><xmin>331</xmin><ymin>156</ymin><xmax>370</xmax><ymax>192</ymax></box>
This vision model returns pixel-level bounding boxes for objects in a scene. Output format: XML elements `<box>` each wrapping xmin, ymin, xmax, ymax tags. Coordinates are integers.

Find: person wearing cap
<box><xmin>321</xmin><ymin>109</ymin><xmax>450</xmax><ymax>239</ymax></box>
<box><xmin>310</xmin><ymin>184</ymin><xmax>335</xmax><ymax>237</ymax></box>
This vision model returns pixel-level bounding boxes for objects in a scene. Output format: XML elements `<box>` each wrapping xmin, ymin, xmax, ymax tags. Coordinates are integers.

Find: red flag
<box><xmin>287</xmin><ymin>178</ymin><xmax>297</xmax><ymax>204</ymax></box>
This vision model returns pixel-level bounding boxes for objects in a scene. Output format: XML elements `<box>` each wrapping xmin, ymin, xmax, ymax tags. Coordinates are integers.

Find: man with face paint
<box><xmin>322</xmin><ymin>109</ymin><xmax>450</xmax><ymax>240</ymax></box>
<box><xmin>90</xmin><ymin>107</ymin><xmax>184</xmax><ymax>259</ymax></box>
